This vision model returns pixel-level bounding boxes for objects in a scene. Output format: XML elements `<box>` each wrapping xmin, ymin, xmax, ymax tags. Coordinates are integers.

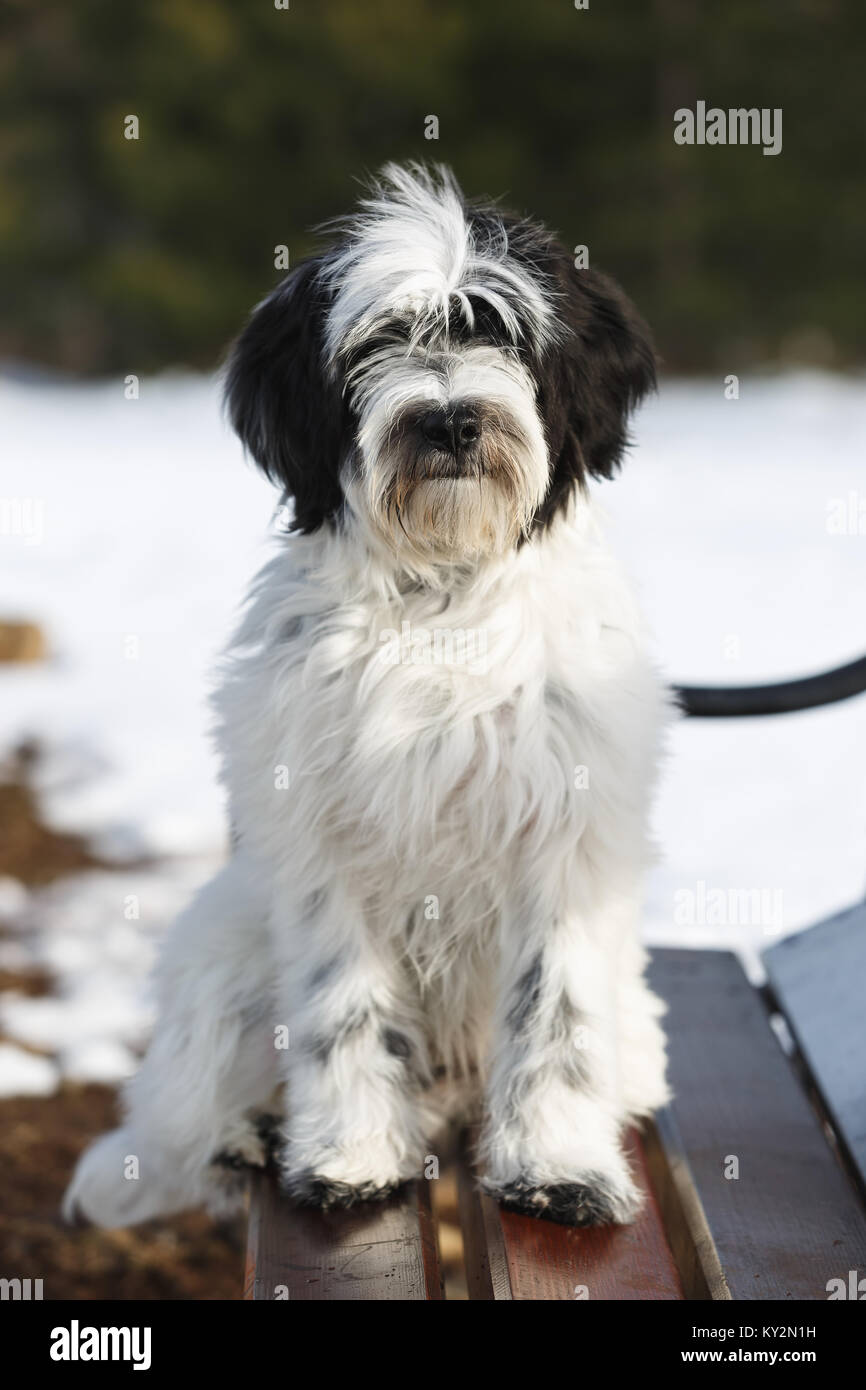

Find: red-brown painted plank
<box><xmin>458</xmin><ymin>1130</ymin><xmax>683</xmax><ymax>1300</ymax></box>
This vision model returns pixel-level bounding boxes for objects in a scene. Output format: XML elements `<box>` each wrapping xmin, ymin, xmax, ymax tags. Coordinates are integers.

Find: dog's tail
<box><xmin>63</xmin><ymin>1126</ymin><xmax>202</xmax><ymax>1227</ymax></box>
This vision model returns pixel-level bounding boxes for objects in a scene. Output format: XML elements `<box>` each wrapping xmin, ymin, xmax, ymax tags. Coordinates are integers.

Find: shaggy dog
<box><xmin>65</xmin><ymin>163</ymin><xmax>670</xmax><ymax>1229</ymax></box>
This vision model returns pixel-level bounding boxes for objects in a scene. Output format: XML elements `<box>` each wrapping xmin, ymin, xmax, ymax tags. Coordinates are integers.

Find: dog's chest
<box><xmin>291</xmin><ymin>602</ymin><xmax>589</xmax><ymax>882</ymax></box>
<box><xmin>221</xmin><ymin>530</ymin><xmax>656</xmax><ymax>913</ymax></box>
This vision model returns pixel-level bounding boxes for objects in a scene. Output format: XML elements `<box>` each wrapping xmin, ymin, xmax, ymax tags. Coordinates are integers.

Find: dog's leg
<box><xmin>272</xmin><ymin>881</ymin><xmax>437</xmax><ymax>1208</ymax></box>
<box><xmin>617</xmin><ymin>934</ymin><xmax>671</xmax><ymax>1119</ymax></box>
<box><xmin>63</xmin><ymin>853</ymin><xmax>281</xmax><ymax>1227</ymax></box>
<box><xmin>478</xmin><ymin>880</ymin><xmax>647</xmax><ymax>1227</ymax></box>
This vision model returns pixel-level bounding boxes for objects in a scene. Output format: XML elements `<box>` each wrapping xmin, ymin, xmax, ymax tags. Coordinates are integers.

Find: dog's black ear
<box><xmin>534</xmin><ymin>252</ymin><xmax>657</xmax><ymax>526</ymax></box>
<box><xmin>224</xmin><ymin>258</ymin><xmax>350</xmax><ymax>532</ymax></box>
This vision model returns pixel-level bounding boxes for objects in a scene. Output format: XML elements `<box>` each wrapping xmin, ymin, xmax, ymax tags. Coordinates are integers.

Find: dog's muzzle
<box><xmin>414</xmin><ymin>404</ymin><xmax>484</xmax><ymax>477</ymax></box>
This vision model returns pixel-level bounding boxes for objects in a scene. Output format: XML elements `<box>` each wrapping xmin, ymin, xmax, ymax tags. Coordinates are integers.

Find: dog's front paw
<box><xmin>281</xmin><ymin>1170</ymin><xmax>404</xmax><ymax>1211</ymax></box>
<box><xmin>482</xmin><ymin>1172</ymin><xmax>642</xmax><ymax>1227</ymax></box>
<box><xmin>277</xmin><ymin>1128</ymin><xmax>417</xmax><ymax>1211</ymax></box>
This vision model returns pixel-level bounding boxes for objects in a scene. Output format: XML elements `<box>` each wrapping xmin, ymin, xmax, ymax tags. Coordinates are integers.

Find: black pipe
<box><xmin>675</xmin><ymin>654</ymin><xmax>866</xmax><ymax>718</ymax></box>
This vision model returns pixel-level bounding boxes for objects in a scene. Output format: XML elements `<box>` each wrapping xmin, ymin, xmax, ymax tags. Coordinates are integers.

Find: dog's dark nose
<box><xmin>453</xmin><ymin>406</ymin><xmax>481</xmax><ymax>447</ymax></box>
<box><xmin>420</xmin><ymin>408</ymin><xmax>451</xmax><ymax>450</ymax></box>
<box><xmin>420</xmin><ymin>406</ymin><xmax>481</xmax><ymax>453</ymax></box>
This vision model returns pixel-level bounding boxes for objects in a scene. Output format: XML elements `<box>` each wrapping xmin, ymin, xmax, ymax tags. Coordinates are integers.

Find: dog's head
<box><xmin>226</xmin><ymin>163</ymin><xmax>656</xmax><ymax>566</ymax></box>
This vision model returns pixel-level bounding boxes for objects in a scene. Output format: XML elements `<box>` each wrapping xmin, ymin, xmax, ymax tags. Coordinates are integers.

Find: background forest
<box><xmin>2</xmin><ymin>0</ymin><xmax>864</xmax><ymax>377</ymax></box>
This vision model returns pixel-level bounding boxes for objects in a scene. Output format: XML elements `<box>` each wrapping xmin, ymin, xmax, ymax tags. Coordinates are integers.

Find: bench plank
<box><xmin>457</xmin><ymin>1130</ymin><xmax>683</xmax><ymax>1300</ymax></box>
<box><xmin>649</xmin><ymin>948</ymin><xmax>866</xmax><ymax>1300</ymax></box>
<box><xmin>244</xmin><ymin>1169</ymin><xmax>443</xmax><ymax>1300</ymax></box>
<box><xmin>764</xmin><ymin>904</ymin><xmax>866</xmax><ymax>1193</ymax></box>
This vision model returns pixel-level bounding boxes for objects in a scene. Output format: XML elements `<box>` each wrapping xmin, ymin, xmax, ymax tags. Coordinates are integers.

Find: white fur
<box><xmin>65</xmin><ymin>166</ymin><xmax>670</xmax><ymax>1229</ymax></box>
<box><xmin>347</xmin><ymin>342</ymin><xmax>549</xmax><ymax>569</ymax></box>
<box><xmin>65</xmin><ymin>507</ymin><xmax>670</xmax><ymax>1226</ymax></box>
<box><xmin>322</xmin><ymin>162</ymin><xmax>558</xmax><ymax>362</ymax></box>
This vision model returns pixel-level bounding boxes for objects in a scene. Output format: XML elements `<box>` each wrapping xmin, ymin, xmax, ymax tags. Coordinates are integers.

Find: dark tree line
<box><xmin>1</xmin><ymin>0</ymin><xmax>863</xmax><ymax>375</ymax></box>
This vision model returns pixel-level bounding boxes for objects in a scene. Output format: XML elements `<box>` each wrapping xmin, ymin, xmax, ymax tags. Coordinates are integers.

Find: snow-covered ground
<box><xmin>1</xmin><ymin>369</ymin><xmax>865</xmax><ymax>1094</ymax></box>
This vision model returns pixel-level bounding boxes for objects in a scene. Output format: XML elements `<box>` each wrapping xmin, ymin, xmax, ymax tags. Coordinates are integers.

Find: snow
<box><xmin>0</xmin><ymin>1043</ymin><xmax>59</xmax><ymax>1098</ymax></box>
<box><xmin>1</xmin><ymin>368</ymin><xmax>865</xmax><ymax>1094</ymax></box>
<box><xmin>0</xmin><ymin>859</ymin><xmax>214</xmax><ymax>1066</ymax></box>
<box><xmin>0</xmin><ymin>372</ymin><xmax>275</xmax><ymax>858</ymax></box>
<box><xmin>605</xmin><ymin>375</ymin><xmax>866</xmax><ymax>958</ymax></box>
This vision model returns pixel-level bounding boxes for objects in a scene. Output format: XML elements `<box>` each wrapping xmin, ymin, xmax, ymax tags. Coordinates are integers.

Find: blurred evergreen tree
<box><xmin>0</xmin><ymin>0</ymin><xmax>863</xmax><ymax>374</ymax></box>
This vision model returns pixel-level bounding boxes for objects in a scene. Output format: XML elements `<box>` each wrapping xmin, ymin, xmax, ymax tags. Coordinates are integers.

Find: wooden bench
<box><xmin>243</xmin><ymin>906</ymin><xmax>866</xmax><ymax>1300</ymax></box>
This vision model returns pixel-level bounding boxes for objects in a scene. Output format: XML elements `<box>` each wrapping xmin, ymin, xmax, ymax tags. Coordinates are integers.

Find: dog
<box><xmin>64</xmin><ymin>163</ymin><xmax>670</xmax><ymax>1230</ymax></box>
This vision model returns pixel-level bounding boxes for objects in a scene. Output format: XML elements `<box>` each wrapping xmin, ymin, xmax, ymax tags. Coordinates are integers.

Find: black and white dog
<box><xmin>65</xmin><ymin>163</ymin><xmax>670</xmax><ymax>1229</ymax></box>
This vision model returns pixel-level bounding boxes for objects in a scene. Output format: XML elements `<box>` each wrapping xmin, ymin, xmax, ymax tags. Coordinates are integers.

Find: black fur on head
<box><xmin>466</xmin><ymin>208</ymin><xmax>658</xmax><ymax>531</ymax></box>
<box><xmin>224</xmin><ymin>257</ymin><xmax>352</xmax><ymax>534</ymax></box>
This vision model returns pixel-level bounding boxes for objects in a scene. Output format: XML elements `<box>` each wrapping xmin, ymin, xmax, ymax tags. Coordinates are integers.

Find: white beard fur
<box><xmin>64</xmin><ymin>494</ymin><xmax>671</xmax><ymax>1229</ymax></box>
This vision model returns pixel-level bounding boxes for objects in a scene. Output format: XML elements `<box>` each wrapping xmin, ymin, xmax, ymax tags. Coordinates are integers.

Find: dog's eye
<box><xmin>345</xmin><ymin>323</ymin><xmax>410</xmax><ymax>369</ymax></box>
